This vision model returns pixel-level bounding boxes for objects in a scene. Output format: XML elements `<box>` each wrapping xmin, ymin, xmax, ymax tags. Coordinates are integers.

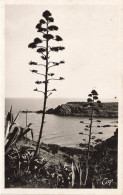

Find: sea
<box><xmin>5</xmin><ymin>98</ymin><xmax>118</xmax><ymax>148</ymax></box>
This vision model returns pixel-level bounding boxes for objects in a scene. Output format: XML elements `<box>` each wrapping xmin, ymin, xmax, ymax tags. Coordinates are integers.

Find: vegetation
<box><xmin>5</xmin><ymin>106</ymin><xmax>33</xmax><ymax>155</ymax></box>
<box><xmin>28</xmin><ymin>10</ymin><xmax>65</xmax><ymax>157</ymax></box>
<box><xmin>5</xmin><ymin>107</ymin><xmax>50</xmax><ymax>186</ymax></box>
<box><xmin>5</xmin><ymin>128</ymin><xmax>118</xmax><ymax>188</ymax></box>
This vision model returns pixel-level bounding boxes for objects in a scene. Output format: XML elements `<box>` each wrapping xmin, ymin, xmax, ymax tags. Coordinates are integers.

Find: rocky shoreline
<box><xmin>46</xmin><ymin>102</ymin><xmax>118</xmax><ymax>118</ymax></box>
<box><xmin>23</xmin><ymin>102</ymin><xmax>118</xmax><ymax>118</ymax></box>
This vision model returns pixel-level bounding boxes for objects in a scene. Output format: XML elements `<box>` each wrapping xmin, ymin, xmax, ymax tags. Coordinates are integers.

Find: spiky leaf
<box><xmin>17</xmin><ymin>128</ymin><xmax>33</xmax><ymax>141</ymax></box>
<box><xmin>5</xmin><ymin>126</ymin><xmax>21</xmax><ymax>154</ymax></box>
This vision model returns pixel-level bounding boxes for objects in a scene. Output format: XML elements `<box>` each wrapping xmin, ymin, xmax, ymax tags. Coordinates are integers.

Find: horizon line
<box><xmin>5</xmin><ymin>97</ymin><xmax>118</xmax><ymax>101</ymax></box>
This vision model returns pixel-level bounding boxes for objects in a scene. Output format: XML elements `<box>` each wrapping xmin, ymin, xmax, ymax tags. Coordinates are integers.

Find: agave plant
<box><xmin>5</xmin><ymin>107</ymin><xmax>49</xmax><ymax>181</ymax></box>
<box><xmin>5</xmin><ymin>107</ymin><xmax>33</xmax><ymax>154</ymax></box>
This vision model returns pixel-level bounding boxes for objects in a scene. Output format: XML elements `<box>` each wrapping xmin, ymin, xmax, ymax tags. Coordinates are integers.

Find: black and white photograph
<box><xmin>1</xmin><ymin>0</ymin><xmax>123</xmax><ymax>194</ymax></box>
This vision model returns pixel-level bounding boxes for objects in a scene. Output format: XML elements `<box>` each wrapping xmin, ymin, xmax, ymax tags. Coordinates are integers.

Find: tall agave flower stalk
<box><xmin>79</xmin><ymin>90</ymin><xmax>102</xmax><ymax>187</ymax></box>
<box><xmin>28</xmin><ymin>10</ymin><xmax>65</xmax><ymax>157</ymax></box>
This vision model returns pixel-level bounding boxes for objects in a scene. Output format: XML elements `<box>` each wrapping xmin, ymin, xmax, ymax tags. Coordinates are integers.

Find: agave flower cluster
<box><xmin>79</xmin><ymin>90</ymin><xmax>102</xmax><ymax>143</ymax></box>
<box><xmin>28</xmin><ymin>10</ymin><xmax>65</xmax><ymax>96</ymax></box>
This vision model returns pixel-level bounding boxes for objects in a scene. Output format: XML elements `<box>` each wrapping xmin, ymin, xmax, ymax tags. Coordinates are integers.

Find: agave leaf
<box><xmin>27</xmin><ymin>123</ymin><xmax>32</xmax><ymax>128</ymax></box>
<box><xmin>5</xmin><ymin>120</ymin><xmax>11</xmax><ymax>142</ymax></box>
<box><xmin>36</xmin><ymin>160</ymin><xmax>48</xmax><ymax>172</ymax></box>
<box><xmin>5</xmin><ymin>126</ymin><xmax>21</xmax><ymax>154</ymax></box>
<box><xmin>10</xmin><ymin>105</ymin><xmax>12</xmax><ymax>113</ymax></box>
<box><xmin>5</xmin><ymin>107</ymin><xmax>14</xmax><ymax>138</ymax></box>
<box><xmin>31</xmin><ymin>129</ymin><xmax>34</xmax><ymax>140</ymax></box>
<box><xmin>59</xmin><ymin>162</ymin><xmax>69</xmax><ymax>187</ymax></box>
<box><xmin>71</xmin><ymin>160</ymin><xmax>81</xmax><ymax>187</ymax></box>
<box><xmin>17</xmin><ymin>127</ymin><xmax>32</xmax><ymax>142</ymax></box>
<box><xmin>13</xmin><ymin>110</ymin><xmax>20</xmax><ymax>124</ymax></box>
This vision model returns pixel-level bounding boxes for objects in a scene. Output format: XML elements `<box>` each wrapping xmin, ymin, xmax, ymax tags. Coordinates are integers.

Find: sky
<box><xmin>5</xmin><ymin>3</ymin><xmax>119</xmax><ymax>100</ymax></box>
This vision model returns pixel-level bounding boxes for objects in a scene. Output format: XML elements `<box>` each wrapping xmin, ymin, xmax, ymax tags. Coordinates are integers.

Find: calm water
<box><xmin>5</xmin><ymin>98</ymin><xmax>118</xmax><ymax>148</ymax></box>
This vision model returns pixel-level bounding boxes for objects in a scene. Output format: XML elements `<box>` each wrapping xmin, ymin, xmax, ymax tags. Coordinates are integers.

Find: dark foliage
<box><xmin>91</xmin><ymin>90</ymin><xmax>98</xmax><ymax>96</ymax></box>
<box><xmin>29</xmin><ymin>61</ymin><xmax>37</xmax><ymax>65</ymax></box>
<box><xmin>28</xmin><ymin>42</ymin><xmax>37</xmax><ymax>49</ymax></box>
<box><xmin>55</xmin><ymin>35</ymin><xmax>63</xmax><ymax>41</ymax></box>
<box><xmin>48</xmin><ymin>17</ymin><xmax>54</xmax><ymax>22</ymax></box>
<box><xmin>34</xmin><ymin>38</ymin><xmax>42</xmax><ymax>44</ymax></box>
<box><xmin>39</xmin><ymin>19</ymin><xmax>46</xmax><ymax>24</ymax></box>
<box><xmin>30</xmin><ymin>69</ymin><xmax>38</xmax><ymax>73</ymax></box>
<box><xmin>35</xmin><ymin>81</ymin><xmax>43</xmax><ymax>84</ymax></box>
<box><xmin>48</xmin><ymin>25</ymin><xmax>58</xmax><ymax>31</ymax></box>
<box><xmin>42</xmin><ymin>10</ymin><xmax>52</xmax><ymax>19</ymax></box>
<box><xmin>87</xmin><ymin>98</ymin><xmax>92</xmax><ymax>102</ymax></box>
<box><xmin>41</xmin><ymin>56</ymin><xmax>47</xmax><ymax>60</ymax></box>
<box><xmin>50</xmin><ymin>46</ymin><xmax>65</xmax><ymax>52</ymax></box>
<box><xmin>37</xmin><ymin>48</ymin><xmax>46</xmax><ymax>53</ymax></box>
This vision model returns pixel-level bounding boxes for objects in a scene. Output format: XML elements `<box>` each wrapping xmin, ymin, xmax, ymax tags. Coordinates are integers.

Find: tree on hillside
<box><xmin>28</xmin><ymin>10</ymin><xmax>65</xmax><ymax>157</ymax></box>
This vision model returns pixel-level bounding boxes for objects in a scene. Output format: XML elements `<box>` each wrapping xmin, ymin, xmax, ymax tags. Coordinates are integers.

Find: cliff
<box><xmin>46</xmin><ymin>102</ymin><xmax>118</xmax><ymax>118</ymax></box>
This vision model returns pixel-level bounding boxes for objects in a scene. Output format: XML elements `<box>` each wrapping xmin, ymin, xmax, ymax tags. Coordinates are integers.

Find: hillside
<box><xmin>5</xmin><ymin>129</ymin><xmax>118</xmax><ymax>188</ymax></box>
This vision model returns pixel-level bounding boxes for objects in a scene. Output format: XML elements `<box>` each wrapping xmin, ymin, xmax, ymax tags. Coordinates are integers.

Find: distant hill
<box><xmin>46</xmin><ymin>102</ymin><xmax>118</xmax><ymax>118</ymax></box>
